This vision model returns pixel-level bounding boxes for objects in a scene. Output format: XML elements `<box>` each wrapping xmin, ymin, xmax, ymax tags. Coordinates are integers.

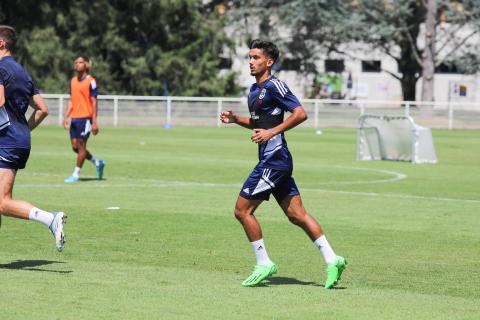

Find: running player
<box><xmin>0</xmin><ymin>25</ymin><xmax>66</xmax><ymax>251</ymax></box>
<box><xmin>64</xmin><ymin>55</ymin><xmax>105</xmax><ymax>182</ymax></box>
<box><xmin>220</xmin><ymin>39</ymin><xmax>347</xmax><ymax>288</ymax></box>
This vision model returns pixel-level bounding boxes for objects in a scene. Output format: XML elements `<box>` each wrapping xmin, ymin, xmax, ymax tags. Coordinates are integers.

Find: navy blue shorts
<box><xmin>0</xmin><ymin>148</ymin><xmax>30</xmax><ymax>170</ymax></box>
<box><xmin>240</xmin><ymin>167</ymin><xmax>300</xmax><ymax>203</ymax></box>
<box><xmin>70</xmin><ymin>118</ymin><xmax>92</xmax><ymax>140</ymax></box>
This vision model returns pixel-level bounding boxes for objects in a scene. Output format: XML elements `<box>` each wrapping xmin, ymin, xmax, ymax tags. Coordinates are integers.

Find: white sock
<box><xmin>251</xmin><ymin>239</ymin><xmax>273</xmax><ymax>266</ymax></box>
<box><xmin>29</xmin><ymin>207</ymin><xmax>54</xmax><ymax>227</ymax></box>
<box><xmin>72</xmin><ymin>166</ymin><xmax>81</xmax><ymax>177</ymax></box>
<box><xmin>89</xmin><ymin>155</ymin><xmax>99</xmax><ymax>166</ymax></box>
<box><xmin>314</xmin><ymin>235</ymin><xmax>337</xmax><ymax>264</ymax></box>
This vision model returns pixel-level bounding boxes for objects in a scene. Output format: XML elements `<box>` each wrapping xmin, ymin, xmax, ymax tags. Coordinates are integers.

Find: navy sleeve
<box><xmin>268</xmin><ymin>78</ymin><xmax>301</xmax><ymax>112</ymax></box>
<box><xmin>30</xmin><ymin>76</ymin><xmax>40</xmax><ymax>96</ymax></box>
<box><xmin>0</xmin><ymin>67</ymin><xmax>6</xmax><ymax>86</ymax></box>
<box><xmin>32</xmin><ymin>82</ymin><xmax>40</xmax><ymax>95</ymax></box>
<box><xmin>90</xmin><ymin>78</ymin><xmax>98</xmax><ymax>97</ymax></box>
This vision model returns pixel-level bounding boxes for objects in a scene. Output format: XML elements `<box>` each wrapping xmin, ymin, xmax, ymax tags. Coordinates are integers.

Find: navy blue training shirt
<box><xmin>248</xmin><ymin>75</ymin><xmax>301</xmax><ymax>171</ymax></box>
<box><xmin>0</xmin><ymin>56</ymin><xmax>38</xmax><ymax>149</ymax></box>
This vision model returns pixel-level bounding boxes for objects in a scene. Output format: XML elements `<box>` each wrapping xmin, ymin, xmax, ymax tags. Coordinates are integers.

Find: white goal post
<box><xmin>357</xmin><ymin>114</ymin><xmax>437</xmax><ymax>164</ymax></box>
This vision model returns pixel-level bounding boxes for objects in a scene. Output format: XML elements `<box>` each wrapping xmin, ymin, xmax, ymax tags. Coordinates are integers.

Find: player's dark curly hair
<box><xmin>74</xmin><ymin>54</ymin><xmax>91</xmax><ymax>71</ymax></box>
<box><xmin>249</xmin><ymin>39</ymin><xmax>279</xmax><ymax>64</ymax></box>
<box><xmin>0</xmin><ymin>25</ymin><xmax>17</xmax><ymax>52</ymax></box>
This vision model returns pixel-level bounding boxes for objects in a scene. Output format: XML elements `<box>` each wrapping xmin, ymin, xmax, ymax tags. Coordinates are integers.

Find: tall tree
<box><xmin>422</xmin><ymin>0</ymin><xmax>436</xmax><ymax>101</ymax></box>
<box><xmin>0</xmin><ymin>0</ymin><xmax>241</xmax><ymax>96</ymax></box>
<box><xmin>232</xmin><ymin>0</ymin><xmax>480</xmax><ymax>101</ymax></box>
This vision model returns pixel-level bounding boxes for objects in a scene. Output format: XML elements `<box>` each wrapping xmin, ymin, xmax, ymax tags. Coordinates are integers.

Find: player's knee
<box><xmin>287</xmin><ymin>214</ymin><xmax>300</xmax><ymax>225</ymax></box>
<box><xmin>234</xmin><ymin>207</ymin><xmax>249</xmax><ymax>221</ymax></box>
<box><xmin>0</xmin><ymin>197</ymin><xmax>11</xmax><ymax>213</ymax></box>
<box><xmin>286</xmin><ymin>211</ymin><xmax>306</xmax><ymax>226</ymax></box>
<box><xmin>72</xmin><ymin>147</ymin><xmax>79</xmax><ymax>153</ymax></box>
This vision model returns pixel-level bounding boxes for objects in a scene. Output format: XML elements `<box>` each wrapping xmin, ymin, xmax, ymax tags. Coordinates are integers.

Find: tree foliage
<box><xmin>232</xmin><ymin>0</ymin><xmax>480</xmax><ymax>101</ymax></box>
<box><xmin>0</xmin><ymin>0</ymin><xmax>241</xmax><ymax>96</ymax></box>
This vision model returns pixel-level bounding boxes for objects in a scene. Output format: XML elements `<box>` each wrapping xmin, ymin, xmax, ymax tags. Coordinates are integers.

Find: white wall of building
<box><xmin>227</xmin><ymin>21</ymin><xmax>480</xmax><ymax>105</ymax></box>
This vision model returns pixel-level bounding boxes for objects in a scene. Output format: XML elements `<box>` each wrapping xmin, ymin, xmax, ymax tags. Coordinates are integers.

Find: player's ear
<box><xmin>266</xmin><ymin>58</ymin><xmax>274</xmax><ymax>68</ymax></box>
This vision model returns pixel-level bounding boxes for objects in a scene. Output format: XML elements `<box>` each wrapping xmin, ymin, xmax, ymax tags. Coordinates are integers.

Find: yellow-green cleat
<box><xmin>242</xmin><ymin>263</ymin><xmax>278</xmax><ymax>287</ymax></box>
<box><xmin>325</xmin><ymin>256</ymin><xmax>347</xmax><ymax>289</ymax></box>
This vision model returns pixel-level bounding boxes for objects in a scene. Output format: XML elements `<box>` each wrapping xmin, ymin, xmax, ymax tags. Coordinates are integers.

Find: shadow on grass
<box><xmin>79</xmin><ymin>177</ymin><xmax>105</xmax><ymax>182</ymax></box>
<box><xmin>262</xmin><ymin>276</ymin><xmax>347</xmax><ymax>289</ymax></box>
<box><xmin>0</xmin><ymin>260</ymin><xmax>72</xmax><ymax>274</ymax></box>
<box><xmin>264</xmin><ymin>276</ymin><xmax>322</xmax><ymax>287</ymax></box>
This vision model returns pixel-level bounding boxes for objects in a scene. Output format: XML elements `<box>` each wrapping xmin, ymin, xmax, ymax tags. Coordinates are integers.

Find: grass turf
<box><xmin>0</xmin><ymin>126</ymin><xmax>479</xmax><ymax>319</ymax></box>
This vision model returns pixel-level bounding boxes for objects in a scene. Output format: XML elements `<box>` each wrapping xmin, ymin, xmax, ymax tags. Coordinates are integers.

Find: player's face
<box><xmin>249</xmin><ymin>48</ymin><xmax>274</xmax><ymax>76</ymax></box>
<box><xmin>74</xmin><ymin>57</ymin><xmax>87</xmax><ymax>73</ymax></box>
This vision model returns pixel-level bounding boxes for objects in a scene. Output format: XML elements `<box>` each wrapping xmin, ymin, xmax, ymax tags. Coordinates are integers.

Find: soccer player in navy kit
<box><xmin>0</xmin><ymin>25</ymin><xmax>66</xmax><ymax>251</ymax></box>
<box><xmin>220</xmin><ymin>39</ymin><xmax>346</xmax><ymax>288</ymax></box>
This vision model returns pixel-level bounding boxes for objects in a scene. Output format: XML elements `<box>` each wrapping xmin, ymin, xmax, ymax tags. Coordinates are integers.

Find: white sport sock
<box><xmin>72</xmin><ymin>166</ymin><xmax>81</xmax><ymax>177</ymax></box>
<box><xmin>314</xmin><ymin>235</ymin><xmax>337</xmax><ymax>264</ymax></box>
<box><xmin>29</xmin><ymin>207</ymin><xmax>54</xmax><ymax>227</ymax></box>
<box><xmin>89</xmin><ymin>155</ymin><xmax>99</xmax><ymax>166</ymax></box>
<box><xmin>251</xmin><ymin>239</ymin><xmax>273</xmax><ymax>266</ymax></box>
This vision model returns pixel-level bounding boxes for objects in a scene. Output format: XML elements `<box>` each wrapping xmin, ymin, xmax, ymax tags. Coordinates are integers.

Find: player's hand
<box><xmin>220</xmin><ymin>110</ymin><xmax>236</xmax><ymax>124</ymax></box>
<box><xmin>251</xmin><ymin>128</ymin><xmax>275</xmax><ymax>144</ymax></box>
<box><xmin>63</xmin><ymin>118</ymin><xmax>69</xmax><ymax>129</ymax></box>
<box><xmin>92</xmin><ymin>121</ymin><xmax>99</xmax><ymax>135</ymax></box>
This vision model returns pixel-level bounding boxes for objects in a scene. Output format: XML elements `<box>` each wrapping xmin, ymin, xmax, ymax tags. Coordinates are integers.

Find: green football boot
<box><xmin>242</xmin><ymin>262</ymin><xmax>278</xmax><ymax>287</ymax></box>
<box><xmin>325</xmin><ymin>256</ymin><xmax>347</xmax><ymax>289</ymax></box>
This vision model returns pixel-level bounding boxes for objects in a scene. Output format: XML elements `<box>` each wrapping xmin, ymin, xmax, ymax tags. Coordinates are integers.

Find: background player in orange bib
<box><xmin>63</xmin><ymin>55</ymin><xmax>105</xmax><ymax>182</ymax></box>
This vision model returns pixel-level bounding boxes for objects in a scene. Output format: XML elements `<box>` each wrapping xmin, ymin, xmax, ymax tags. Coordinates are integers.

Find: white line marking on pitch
<box><xmin>23</xmin><ymin>165</ymin><xmax>407</xmax><ymax>186</ymax></box>
<box><xmin>16</xmin><ymin>176</ymin><xmax>480</xmax><ymax>205</ymax></box>
<box><xmin>300</xmin><ymin>188</ymin><xmax>480</xmax><ymax>204</ymax></box>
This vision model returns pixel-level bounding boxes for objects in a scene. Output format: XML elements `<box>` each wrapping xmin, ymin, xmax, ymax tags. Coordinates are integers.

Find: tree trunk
<box><xmin>421</xmin><ymin>0</ymin><xmax>436</xmax><ymax>101</ymax></box>
<box><xmin>396</xmin><ymin>2</ymin><xmax>423</xmax><ymax>101</ymax></box>
<box><xmin>400</xmin><ymin>71</ymin><xmax>418</xmax><ymax>101</ymax></box>
<box><xmin>398</xmin><ymin>40</ymin><xmax>421</xmax><ymax>101</ymax></box>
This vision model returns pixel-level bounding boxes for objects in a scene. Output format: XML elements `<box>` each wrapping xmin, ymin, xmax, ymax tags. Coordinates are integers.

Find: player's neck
<box><xmin>76</xmin><ymin>71</ymin><xmax>88</xmax><ymax>80</ymax></box>
<box><xmin>0</xmin><ymin>50</ymin><xmax>11</xmax><ymax>60</ymax></box>
<box><xmin>255</xmin><ymin>71</ymin><xmax>271</xmax><ymax>84</ymax></box>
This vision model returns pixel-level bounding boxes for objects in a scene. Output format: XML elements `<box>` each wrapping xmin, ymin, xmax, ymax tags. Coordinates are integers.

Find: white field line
<box><xmin>16</xmin><ymin>170</ymin><xmax>480</xmax><ymax>204</ymax></box>
<box><xmin>24</xmin><ymin>165</ymin><xmax>406</xmax><ymax>185</ymax></box>
<box><xmin>301</xmin><ymin>188</ymin><xmax>480</xmax><ymax>204</ymax></box>
<box><xmin>32</xmin><ymin>151</ymin><xmax>406</xmax><ymax>184</ymax></box>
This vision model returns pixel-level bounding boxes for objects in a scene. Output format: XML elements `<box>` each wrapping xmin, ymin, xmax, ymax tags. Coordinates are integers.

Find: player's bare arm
<box><xmin>220</xmin><ymin>109</ymin><xmax>253</xmax><ymax>129</ymax></box>
<box><xmin>64</xmin><ymin>100</ymin><xmax>73</xmax><ymax>129</ymax></box>
<box><xmin>0</xmin><ymin>84</ymin><xmax>4</xmax><ymax>106</ymax></box>
<box><xmin>28</xmin><ymin>94</ymin><xmax>49</xmax><ymax>130</ymax></box>
<box><xmin>251</xmin><ymin>105</ymin><xmax>308</xmax><ymax>144</ymax></box>
<box><xmin>91</xmin><ymin>96</ymin><xmax>99</xmax><ymax>135</ymax></box>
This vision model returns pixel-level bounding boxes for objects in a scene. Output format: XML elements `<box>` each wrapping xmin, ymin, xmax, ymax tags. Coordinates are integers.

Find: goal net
<box><xmin>357</xmin><ymin>114</ymin><xmax>437</xmax><ymax>164</ymax></box>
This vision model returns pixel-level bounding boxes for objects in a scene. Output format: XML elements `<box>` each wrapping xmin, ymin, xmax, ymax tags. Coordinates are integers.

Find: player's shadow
<box><xmin>79</xmin><ymin>177</ymin><xmax>105</xmax><ymax>182</ymax></box>
<box><xmin>264</xmin><ymin>276</ymin><xmax>322</xmax><ymax>287</ymax></box>
<box><xmin>265</xmin><ymin>276</ymin><xmax>347</xmax><ymax>289</ymax></box>
<box><xmin>0</xmin><ymin>260</ymin><xmax>72</xmax><ymax>274</ymax></box>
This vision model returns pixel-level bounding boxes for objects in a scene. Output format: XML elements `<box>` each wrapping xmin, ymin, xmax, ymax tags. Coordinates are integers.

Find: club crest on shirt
<box><xmin>259</xmin><ymin>88</ymin><xmax>266</xmax><ymax>99</ymax></box>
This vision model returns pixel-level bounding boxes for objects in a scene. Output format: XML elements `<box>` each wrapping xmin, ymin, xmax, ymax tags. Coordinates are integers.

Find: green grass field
<box><xmin>0</xmin><ymin>126</ymin><xmax>479</xmax><ymax>319</ymax></box>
